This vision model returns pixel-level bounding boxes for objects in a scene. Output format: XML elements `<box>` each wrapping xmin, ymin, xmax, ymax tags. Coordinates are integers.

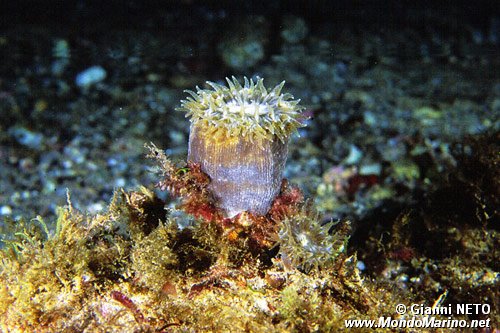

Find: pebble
<box><xmin>51</xmin><ymin>39</ymin><xmax>70</xmax><ymax>76</ymax></box>
<box><xmin>8</xmin><ymin>127</ymin><xmax>44</xmax><ymax>150</ymax></box>
<box><xmin>254</xmin><ymin>298</ymin><xmax>271</xmax><ymax>315</ymax></box>
<box><xmin>43</xmin><ymin>180</ymin><xmax>57</xmax><ymax>193</ymax></box>
<box><xmin>0</xmin><ymin>205</ymin><xmax>13</xmax><ymax>216</ymax></box>
<box><xmin>359</xmin><ymin>163</ymin><xmax>382</xmax><ymax>176</ymax></box>
<box><xmin>114</xmin><ymin>178</ymin><xmax>126</xmax><ymax>188</ymax></box>
<box><xmin>75</xmin><ymin>66</ymin><xmax>107</xmax><ymax>88</ymax></box>
<box><xmin>363</xmin><ymin>111</ymin><xmax>377</xmax><ymax>127</ymax></box>
<box><xmin>344</xmin><ymin>145</ymin><xmax>363</xmax><ymax>165</ymax></box>
<box><xmin>87</xmin><ymin>202</ymin><xmax>105</xmax><ymax>214</ymax></box>
<box><xmin>356</xmin><ymin>260</ymin><xmax>366</xmax><ymax>271</ymax></box>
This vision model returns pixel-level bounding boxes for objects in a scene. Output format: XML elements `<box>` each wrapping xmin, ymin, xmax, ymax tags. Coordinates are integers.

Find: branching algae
<box><xmin>1</xmin><ymin>78</ymin><xmax>497</xmax><ymax>332</ymax></box>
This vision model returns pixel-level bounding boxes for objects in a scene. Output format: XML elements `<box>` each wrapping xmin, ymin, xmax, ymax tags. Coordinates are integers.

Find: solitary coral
<box><xmin>178</xmin><ymin>76</ymin><xmax>304</xmax><ymax>217</ymax></box>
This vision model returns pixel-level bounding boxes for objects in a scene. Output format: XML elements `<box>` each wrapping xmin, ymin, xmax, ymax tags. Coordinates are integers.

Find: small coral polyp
<box><xmin>178</xmin><ymin>77</ymin><xmax>305</xmax><ymax>217</ymax></box>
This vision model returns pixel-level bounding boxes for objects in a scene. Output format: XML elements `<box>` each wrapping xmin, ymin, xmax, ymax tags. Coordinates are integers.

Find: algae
<box><xmin>0</xmin><ymin>134</ymin><xmax>498</xmax><ymax>332</ymax></box>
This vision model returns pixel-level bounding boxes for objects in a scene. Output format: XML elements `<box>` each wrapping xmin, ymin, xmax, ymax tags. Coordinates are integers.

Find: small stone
<box><xmin>254</xmin><ymin>298</ymin><xmax>271</xmax><ymax>315</ymax></box>
<box><xmin>359</xmin><ymin>163</ymin><xmax>382</xmax><ymax>176</ymax></box>
<box><xmin>87</xmin><ymin>202</ymin><xmax>104</xmax><ymax>214</ymax></box>
<box><xmin>43</xmin><ymin>180</ymin><xmax>57</xmax><ymax>193</ymax></box>
<box><xmin>0</xmin><ymin>205</ymin><xmax>12</xmax><ymax>216</ymax></box>
<box><xmin>363</xmin><ymin>111</ymin><xmax>377</xmax><ymax>127</ymax></box>
<box><xmin>75</xmin><ymin>66</ymin><xmax>107</xmax><ymax>88</ymax></box>
<box><xmin>344</xmin><ymin>145</ymin><xmax>363</xmax><ymax>165</ymax></box>
<box><xmin>53</xmin><ymin>39</ymin><xmax>70</xmax><ymax>59</ymax></box>
<box><xmin>114</xmin><ymin>178</ymin><xmax>126</xmax><ymax>188</ymax></box>
<box><xmin>8</xmin><ymin>127</ymin><xmax>44</xmax><ymax>150</ymax></box>
<box><xmin>62</xmin><ymin>159</ymin><xmax>73</xmax><ymax>169</ymax></box>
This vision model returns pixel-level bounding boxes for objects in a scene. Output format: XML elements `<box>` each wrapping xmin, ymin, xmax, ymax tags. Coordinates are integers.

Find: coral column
<box><xmin>188</xmin><ymin>124</ymin><xmax>288</xmax><ymax>217</ymax></box>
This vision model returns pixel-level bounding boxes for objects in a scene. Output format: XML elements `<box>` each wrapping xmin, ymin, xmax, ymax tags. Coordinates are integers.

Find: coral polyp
<box><xmin>178</xmin><ymin>76</ymin><xmax>305</xmax><ymax>144</ymax></box>
<box><xmin>178</xmin><ymin>77</ymin><xmax>305</xmax><ymax>217</ymax></box>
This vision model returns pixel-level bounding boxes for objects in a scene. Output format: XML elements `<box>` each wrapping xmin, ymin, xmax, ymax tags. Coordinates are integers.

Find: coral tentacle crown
<box><xmin>178</xmin><ymin>77</ymin><xmax>305</xmax><ymax>217</ymax></box>
<box><xmin>178</xmin><ymin>76</ymin><xmax>305</xmax><ymax>144</ymax></box>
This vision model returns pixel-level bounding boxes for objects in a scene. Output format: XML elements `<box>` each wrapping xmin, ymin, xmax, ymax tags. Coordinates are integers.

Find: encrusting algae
<box><xmin>0</xmin><ymin>79</ymin><xmax>498</xmax><ymax>332</ymax></box>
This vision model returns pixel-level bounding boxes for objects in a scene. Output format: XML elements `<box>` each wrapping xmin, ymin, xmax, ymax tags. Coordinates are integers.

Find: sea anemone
<box><xmin>278</xmin><ymin>209</ymin><xmax>351</xmax><ymax>272</ymax></box>
<box><xmin>178</xmin><ymin>76</ymin><xmax>305</xmax><ymax>218</ymax></box>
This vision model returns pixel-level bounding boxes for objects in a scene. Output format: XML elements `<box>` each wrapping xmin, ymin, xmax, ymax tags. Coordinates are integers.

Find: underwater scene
<box><xmin>0</xmin><ymin>1</ymin><xmax>498</xmax><ymax>332</ymax></box>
